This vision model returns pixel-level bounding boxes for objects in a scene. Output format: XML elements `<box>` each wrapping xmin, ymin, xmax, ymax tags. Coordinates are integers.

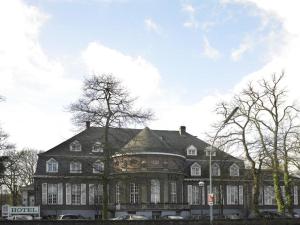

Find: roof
<box><xmin>120</xmin><ymin>127</ymin><xmax>174</xmax><ymax>154</ymax></box>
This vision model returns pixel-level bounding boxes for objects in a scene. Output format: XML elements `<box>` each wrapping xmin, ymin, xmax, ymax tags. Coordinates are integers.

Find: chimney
<box><xmin>86</xmin><ymin>121</ymin><xmax>91</xmax><ymax>129</ymax></box>
<box><xmin>179</xmin><ymin>126</ymin><xmax>186</xmax><ymax>136</ymax></box>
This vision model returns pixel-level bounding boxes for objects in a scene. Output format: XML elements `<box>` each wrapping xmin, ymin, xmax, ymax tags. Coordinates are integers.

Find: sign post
<box><xmin>208</xmin><ymin>193</ymin><xmax>214</xmax><ymax>206</ymax></box>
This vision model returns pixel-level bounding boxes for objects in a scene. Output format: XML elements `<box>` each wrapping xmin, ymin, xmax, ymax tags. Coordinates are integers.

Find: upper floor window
<box><xmin>191</xmin><ymin>162</ymin><xmax>201</xmax><ymax>176</ymax></box>
<box><xmin>70</xmin><ymin>161</ymin><xmax>82</xmax><ymax>173</ymax></box>
<box><xmin>229</xmin><ymin>163</ymin><xmax>239</xmax><ymax>176</ymax></box>
<box><xmin>187</xmin><ymin>145</ymin><xmax>197</xmax><ymax>156</ymax></box>
<box><xmin>70</xmin><ymin>140</ymin><xmax>81</xmax><ymax>152</ymax></box>
<box><xmin>93</xmin><ymin>161</ymin><xmax>104</xmax><ymax>173</ymax></box>
<box><xmin>46</xmin><ymin>158</ymin><xmax>58</xmax><ymax>173</ymax></box>
<box><xmin>212</xmin><ymin>163</ymin><xmax>220</xmax><ymax>176</ymax></box>
<box><xmin>92</xmin><ymin>142</ymin><xmax>103</xmax><ymax>152</ymax></box>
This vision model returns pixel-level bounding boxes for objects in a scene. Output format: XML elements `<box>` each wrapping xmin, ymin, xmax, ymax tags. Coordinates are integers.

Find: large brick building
<box><xmin>32</xmin><ymin>124</ymin><xmax>300</xmax><ymax>219</ymax></box>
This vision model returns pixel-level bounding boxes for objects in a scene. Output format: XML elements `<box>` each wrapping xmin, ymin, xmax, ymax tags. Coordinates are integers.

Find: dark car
<box><xmin>57</xmin><ymin>214</ymin><xmax>85</xmax><ymax>220</ymax></box>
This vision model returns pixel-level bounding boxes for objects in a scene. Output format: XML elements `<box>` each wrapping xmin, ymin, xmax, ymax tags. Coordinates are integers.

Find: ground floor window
<box><xmin>226</xmin><ymin>185</ymin><xmax>238</xmax><ymax>205</ymax></box>
<box><xmin>151</xmin><ymin>179</ymin><xmax>160</xmax><ymax>203</ymax></box>
<box><xmin>187</xmin><ymin>185</ymin><xmax>205</xmax><ymax>205</ymax></box>
<box><xmin>71</xmin><ymin>184</ymin><xmax>81</xmax><ymax>205</ymax></box>
<box><xmin>170</xmin><ymin>181</ymin><xmax>177</xmax><ymax>203</ymax></box>
<box><xmin>116</xmin><ymin>183</ymin><xmax>120</xmax><ymax>204</ymax></box>
<box><xmin>130</xmin><ymin>183</ymin><xmax>139</xmax><ymax>204</ymax></box>
<box><xmin>48</xmin><ymin>184</ymin><xmax>58</xmax><ymax>204</ymax></box>
<box><xmin>264</xmin><ymin>186</ymin><xmax>275</xmax><ymax>205</ymax></box>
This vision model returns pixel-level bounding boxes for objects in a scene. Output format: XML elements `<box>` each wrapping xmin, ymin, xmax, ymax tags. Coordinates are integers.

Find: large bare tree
<box><xmin>68</xmin><ymin>74</ymin><xmax>153</xmax><ymax>219</ymax></box>
<box><xmin>214</xmin><ymin>73</ymin><xmax>300</xmax><ymax>214</ymax></box>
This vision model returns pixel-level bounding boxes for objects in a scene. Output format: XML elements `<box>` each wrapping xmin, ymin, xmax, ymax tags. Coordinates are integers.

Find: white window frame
<box><xmin>93</xmin><ymin>161</ymin><xmax>104</xmax><ymax>173</ymax></box>
<box><xmin>46</xmin><ymin>158</ymin><xmax>58</xmax><ymax>173</ymax></box>
<box><xmin>229</xmin><ymin>163</ymin><xmax>239</xmax><ymax>176</ymax></box>
<box><xmin>212</xmin><ymin>163</ymin><xmax>220</xmax><ymax>176</ymax></box>
<box><xmin>191</xmin><ymin>162</ymin><xmax>201</xmax><ymax>176</ymax></box>
<box><xmin>264</xmin><ymin>185</ymin><xmax>275</xmax><ymax>205</ymax></box>
<box><xmin>70</xmin><ymin>161</ymin><xmax>82</xmax><ymax>173</ymax></box>
<box><xmin>70</xmin><ymin>140</ymin><xmax>81</xmax><ymax>152</ymax></box>
<box><xmin>48</xmin><ymin>184</ymin><xmax>58</xmax><ymax>205</ymax></box>
<box><xmin>71</xmin><ymin>184</ymin><xmax>81</xmax><ymax>205</ymax></box>
<box><xmin>151</xmin><ymin>179</ymin><xmax>160</xmax><ymax>203</ymax></box>
<box><xmin>187</xmin><ymin>145</ymin><xmax>197</xmax><ymax>156</ymax></box>
<box><xmin>226</xmin><ymin>185</ymin><xmax>238</xmax><ymax>205</ymax></box>
<box><xmin>92</xmin><ymin>142</ymin><xmax>103</xmax><ymax>152</ymax></box>
<box><xmin>129</xmin><ymin>183</ymin><xmax>139</xmax><ymax>204</ymax></box>
<box><xmin>170</xmin><ymin>181</ymin><xmax>177</xmax><ymax>203</ymax></box>
<box><xmin>116</xmin><ymin>183</ymin><xmax>120</xmax><ymax>204</ymax></box>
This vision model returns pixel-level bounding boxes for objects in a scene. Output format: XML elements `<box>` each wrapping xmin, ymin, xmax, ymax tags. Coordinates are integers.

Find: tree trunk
<box><xmin>283</xmin><ymin>161</ymin><xmax>293</xmax><ymax>213</ymax></box>
<box><xmin>273</xmin><ymin>159</ymin><xmax>285</xmax><ymax>213</ymax></box>
<box><xmin>252</xmin><ymin>170</ymin><xmax>260</xmax><ymax>215</ymax></box>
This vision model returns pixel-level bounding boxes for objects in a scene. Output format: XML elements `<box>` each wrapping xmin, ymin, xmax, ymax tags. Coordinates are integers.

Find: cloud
<box><xmin>144</xmin><ymin>18</ymin><xmax>161</xmax><ymax>34</ymax></box>
<box><xmin>82</xmin><ymin>42</ymin><xmax>162</xmax><ymax>102</ymax></box>
<box><xmin>231</xmin><ymin>37</ymin><xmax>253</xmax><ymax>61</ymax></box>
<box><xmin>182</xmin><ymin>4</ymin><xmax>199</xmax><ymax>29</ymax></box>
<box><xmin>202</xmin><ymin>36</ymin><xmax>221</xmax><ymax>60</ymax></box>
<box><xmin>0</xmin><ymin>0</ymin><xmax>81</xmax><ymax>150</ymax></box>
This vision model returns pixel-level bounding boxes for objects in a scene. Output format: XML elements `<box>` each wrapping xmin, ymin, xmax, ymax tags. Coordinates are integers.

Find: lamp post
<box><xmin>198</xmin><ymin>181</ymin><xmax>204</xmax><ymax>218</ymax></box>
<box><xmin>206</xmin><ymin>107</ymin><xmax>239</xmax><ymax>225</ymax></box>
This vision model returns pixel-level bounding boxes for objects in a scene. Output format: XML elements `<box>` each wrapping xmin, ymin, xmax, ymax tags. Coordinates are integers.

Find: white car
<box><xmin>7</xmin><ymin>215</ymin><xmax>33</xmax><ymax>220</ymax></box>
<box><xmin>110</xmin><ymin>215</ymin><xmax>149</xmax><ymax>220</ymax></box>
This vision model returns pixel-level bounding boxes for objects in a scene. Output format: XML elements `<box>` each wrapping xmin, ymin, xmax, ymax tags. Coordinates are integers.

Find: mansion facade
<box><xmin>32</xmin><ymin>124</ymin><xmax>300</xmax><ymax>219</ymax></box>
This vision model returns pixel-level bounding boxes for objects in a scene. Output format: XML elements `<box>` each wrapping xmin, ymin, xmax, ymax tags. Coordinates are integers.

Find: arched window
<box><xmin>191</xmin><ymin>162</ymin><xmax>201</xmax><ymax>176</ymax></box>
<box><xmin>186</xmin><ymin>145</ymin><xmax>197</xmax><ymax>156</ymax></box>
<box><xmin>151</xmin><ymin>179</ymin><xmax>160</xmax><ymax>203</ymax></box>
<box><xmin>70</xmin><ymin>140</ymin><xmax>81</xmax><ymax>151</ymax></box>
<box><xmin>93</xmin><ymin>161</ymin><xmax>104</xmax><ymax>173</ymax></box>
<box><xmin>229</xmin><ymin>163</ymin><xmax>239</xmax><ymax>176</ymax></box>
<box><xmin>212</xmin><ymin>163</ymin><xmax>220</xmax><ymax>176</ymax></box>
<box><xmin>70</xmin><ymin>161</ymin><xmax>82</xmax><ymax>173</ymax></box>
<box><xmin>92</xmin><ymin>142</ymin><xmax>103</xmax><ymax>152</ymax></box>
<box><xmin>46</xmin><ymin>158</ymin><xmax>58</xmax><ymax>173</ymax></box>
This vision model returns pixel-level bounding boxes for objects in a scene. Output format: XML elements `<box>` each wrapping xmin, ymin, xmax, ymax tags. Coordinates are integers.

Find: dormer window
<box><xmin>70</xmin><ymin>140</ymin><xmax>81</xmax><ymax>151</ymax></box>
<box><xmin>191</xmin><ymin>162</ymin><xmax>201</xmax><ymax>176</ymax></box>
<box><xmin>230</xmin><ymin>163</ymin><xmax>239</xmax><ymax>176</ymax></box>
<box><xmin>212</xmin><ymin>163</ymin><xmax>220</xmax><ymax>176</ymax></box>
<box><xmin>187</xmin><ymin>145</ymin><xmax>197</xmax><ymax>156</ymax></box>
<box><xmin>46</xmin><ymin>158</ymin><xmax>58</xmax><ymax>173</ymax></box>
<box><xmin>70</xmin><ymin>161</ymin><xmax>82</xmax><ymax>173</ymax></box>
<box><xmin>92</xmin><ymin>142</ymin><xmax>103</xmax><ymax>152</ymax></box>
<box><xmin>93</xmin><ymin>161</ymin><xmax>104</xmax><ymax>173</ymax></box>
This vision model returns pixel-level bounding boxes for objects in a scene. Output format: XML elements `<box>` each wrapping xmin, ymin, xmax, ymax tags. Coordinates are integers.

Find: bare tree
<box><xmin>68</xmin><ymin>74</ymin><xmax>153</xmax><ymax>219</ymax></box>
<box><xmin>215</xmin><ymin>73</ymin><xmax>300</xmax><ymax>214</ymax></box>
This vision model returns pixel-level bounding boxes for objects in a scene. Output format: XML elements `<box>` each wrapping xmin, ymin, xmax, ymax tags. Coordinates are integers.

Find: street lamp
<box><xmin>206</xmin><ymin>107</ymin><xmax>239</xmax><ymax>225</ymax></box>
<box><xmin>198</xmin><ymin>181</ymin><xmax>204</xmax><ymax>218</ymax></box>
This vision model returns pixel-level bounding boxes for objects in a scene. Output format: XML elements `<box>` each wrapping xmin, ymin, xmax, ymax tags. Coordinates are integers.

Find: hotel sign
<box><xmin>9</xmin><ymin>206</ymin><xmax>40</xmax><ymax>215</ymax></box>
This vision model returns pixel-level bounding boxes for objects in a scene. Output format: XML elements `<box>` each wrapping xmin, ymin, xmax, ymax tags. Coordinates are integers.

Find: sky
<box><xmin>0</xmin><ymin>0</ymin><xmax>300</xmax><ymax>151</ymax></box>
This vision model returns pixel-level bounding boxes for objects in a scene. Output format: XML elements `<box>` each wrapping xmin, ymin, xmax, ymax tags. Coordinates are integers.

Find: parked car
<box><xmin>110</xmin><ymin>214</ymin><xmax>149</xmax><ymax>220</ymax></box>
<box><xmin>161</xmin><ymin>215</ymin><xmax>184</xmax><ymax>220</ymax></box>
<box><xmin>57</xmin><ymin>214</ymin><xmax>85</xmax><ymax>220</ymax></box>
<box><xmin>7</xmin><ymin>215</ymin><xmax>33</xmax><ymax>220</ymax></box>
<box><xmin>248</xmin><ymin>211</ymin><xmax>284</xmax><ymax>219</ymax></box>
<box><xmin>225</xmin><ymin>213</ymin><xmax>241</xmax><ymax>220</ymax></box>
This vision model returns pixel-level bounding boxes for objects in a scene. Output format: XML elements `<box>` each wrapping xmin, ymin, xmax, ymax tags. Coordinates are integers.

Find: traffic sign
<box><xmin>208</xmin><ymin>193</ymin><xmax>214</xmax><ymax>206</ymax></box>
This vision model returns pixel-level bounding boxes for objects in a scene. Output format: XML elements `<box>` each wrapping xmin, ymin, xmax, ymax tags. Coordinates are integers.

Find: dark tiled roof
<box><xmin>120</xmin><ymin>127</ymin><xmax>174</xmax><ymax>154</ymax></box>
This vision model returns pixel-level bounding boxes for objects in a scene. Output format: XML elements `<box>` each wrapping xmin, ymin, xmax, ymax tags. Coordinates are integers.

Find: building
<box><xmin>32</xmin><ymin>124</ymin><xmax>300</xmax><ymax>219</ymax></box>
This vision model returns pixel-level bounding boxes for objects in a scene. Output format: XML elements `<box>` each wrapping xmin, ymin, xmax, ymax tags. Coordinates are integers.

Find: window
<box><xmin>226</xmin><ymin>185</ymin><xmax>238</xmax><ymax>205</ymax></box>
<box><xmin>129</xmin><ymin>183</ymin><xmax>139</xmax><ymax>204</ymax></box>
<box><xmin>46</xmin><ymin>158</ymin><xmax>58</xmax><ymax>173</ymax></box>
<box><xmin>191</xmin><ymin>162</ymin><xmax>201</xmax><ymax>176</ymax></box>
<box><xmin>187</xmin><ymin>185</ymin><xmax>205</xmax><ymax>205</ymax></box>
<box><xmin>70</xmin><ymin>161</ymin><xmax>82</xmax><ymax>173</ymax></box>
<box><xmin>116</xmin><ymin>183</ymin><xmax>120</xmax><ymax>204</ymax></box>
<box><xmin>89</xmin><ymin>184</ymin><xmax>103</xmax><ymax>205</ymax></box>
<box><xmin>170</xmin><ymin>181</ymin><xmax>177</xmax><ymax>203</ymax></box>
<box><xmin>71</xmin><ymin>184</ymin><xmax>81</xmax><ymax>205</ymax></box>
<box><xmin>212</xmin><ymin>163</ymin><xmax>220</xmax><ymax>176</ymax></box>
<box><xmin>70</xmin><ymin>140</ymin><xmax>81</xmax><ymax>151</ymax></box>
<box><xmin>93</xmin><ymin>161</ymin><xmax>104</xmax><ymax>173</ymax></box>
<box><xmin>187</xmin><ymin>145</ymin><xmax>197</xmax><ymax>156</ymax></box>
<box><xmin>294</xmin><ymin>186</ymin><xmax>298</xmax><ymax>205</ymax></box>
<box><xmin>92</xmin><ymin>142</ymin><xmax>103</xmax><ymax>152</ymax></box>
<box><xmin>264</xmin><ymin>186</ymin><xmax>275</xmax><ymax>205</ymax></box>
<box><xmin>229</xmin><ymin>163</ymin><xmax>239</xmax><ymax>176</ymax></box>
<box><xmin>151</xmin><ymin>179</ymin><xmax>160</xmax><ymax>203</ymax></box>
<box><xmin>48</xmin><ymin>184</ymin><xmax>58</xmax><ymax>204</ymax></box>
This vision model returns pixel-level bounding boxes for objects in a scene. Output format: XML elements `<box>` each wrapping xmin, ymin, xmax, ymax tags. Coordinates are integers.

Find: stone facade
<box><xmin>33</xmin><ymin>125</ymin><xmax>300</xmax><ymax>219</ymax></box>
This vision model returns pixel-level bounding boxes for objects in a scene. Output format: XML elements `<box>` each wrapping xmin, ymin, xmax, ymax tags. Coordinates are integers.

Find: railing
<box><xmin>111</xmin><ymin>203</ymin><xmax>190</xmax><ymax>210</ymax></box>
